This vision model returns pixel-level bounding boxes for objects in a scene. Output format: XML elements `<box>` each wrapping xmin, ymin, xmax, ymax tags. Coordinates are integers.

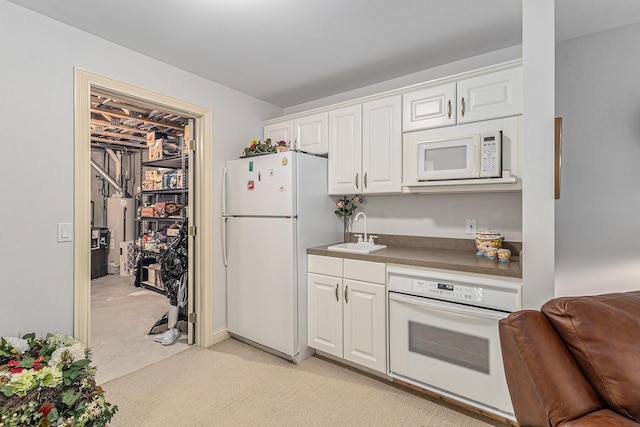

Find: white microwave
<box><xmin>415</xmin><ymin>131</ymin><xmax>501</xmax><ymax>181</ymax></box>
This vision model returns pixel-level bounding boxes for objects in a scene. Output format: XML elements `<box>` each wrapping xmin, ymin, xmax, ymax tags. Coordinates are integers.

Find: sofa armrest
<box><xmin>559</xmin><ymin>409</ymin><xmax>639</xmax><ymax>426</ymax></box>
<box><xmin>499</xmin><ymin>310</ymin><xmax>607</xmax><ymax>427</ymax></box>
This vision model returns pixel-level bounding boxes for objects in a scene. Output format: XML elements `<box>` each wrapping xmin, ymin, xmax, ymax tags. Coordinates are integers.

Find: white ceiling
<box><xmin>8</xmin><ymin>0</ymin><xmax>640</xmax><ymax>107</ymax></box>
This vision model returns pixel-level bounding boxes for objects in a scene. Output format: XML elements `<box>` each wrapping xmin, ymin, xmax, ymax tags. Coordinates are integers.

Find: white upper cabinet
<box><xmin>328</xmin><ymin>104</ymin><xmax>362</xmax><ymax>195</ymax></box>
<box><xmin>329</xmin><ymin>95</ymin><xmax>402</xmax><ymax>195</ymax></box>
<box><xmin>264</xmin><ymin>113</ymin><xmax>328</xmax><ymax>154</ymax></box>
<box><xmin>403</xmin><ymin>82</ymin><xmax>456</xmax><ymax>132</ymax></box>
<box><xmin>263</xmin><ymin>120</ymin><xmax>293</xmax><ymax>146</ymax></box>
<box><xmin>402</xmin><ymin>66</ymin><xmax>522</xmax><ymax>132</ymax></box>
<box><xmin>457</xmin><ymin>67</ymin><xmax>523</xmax><ymax>124</ymax></box>
<box><xmin>294</xmin><ymin>112</ymin><xmax>328</xmax><ymax>154</ymax></box>
<box><xmin>362</xmin><ymin>95</ymin><xmax>402</xmax><ymax>194</ymax></box>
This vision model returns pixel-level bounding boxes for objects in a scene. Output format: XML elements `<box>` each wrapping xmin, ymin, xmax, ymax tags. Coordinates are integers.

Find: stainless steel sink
<box><xmin>326</xmin><ymin>242</ymin><xmax>387</xmax><ymax>254</ymax></box>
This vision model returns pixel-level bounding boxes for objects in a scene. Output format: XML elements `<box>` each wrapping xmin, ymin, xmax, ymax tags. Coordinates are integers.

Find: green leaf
<box><xmin>0</xmin><ymin>349</ymin><xmax>11</xmax><ymax>357</ymax></box>
<box><xmin>1</xmin><ymin>384</ymin><xmax>15</xmax><ymax>397</ymax></box>
<box><xmin>62</xmin><ymin>389</ymin><xmax>80</xmax><ymax>407</ymax></box>
<box><xmin>48</xmin><ymin>407</ymin><xmax>60</xmax><ymax>421</ymax></box>
<box><xmin>70</xmin><ymin>358</ymin><xmax>91</xmax><ymax>369</ymax></box>
<box><xmin>18</xmin><ymin>357</ymin><xmax>35</xmax><ymax>368</ymax></box>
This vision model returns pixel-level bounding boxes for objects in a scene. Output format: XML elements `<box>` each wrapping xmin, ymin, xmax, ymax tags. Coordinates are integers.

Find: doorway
<box><xmin>73</xmin><ymin>69</ymin><xmax>214</xmax><ymax>372</ymax></box>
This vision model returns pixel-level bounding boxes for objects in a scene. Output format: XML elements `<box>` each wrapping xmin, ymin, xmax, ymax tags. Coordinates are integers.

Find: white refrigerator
<box><xmin>222</xmin><ymin>151</ymin><xmax>341</xmax><ymax>362</ymax></box>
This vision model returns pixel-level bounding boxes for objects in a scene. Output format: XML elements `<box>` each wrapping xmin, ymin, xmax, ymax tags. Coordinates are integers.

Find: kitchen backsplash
<box><xmin>346</xmin><ymin>192</ymin><xmax>522</xmax><ymax>241</ymax></box>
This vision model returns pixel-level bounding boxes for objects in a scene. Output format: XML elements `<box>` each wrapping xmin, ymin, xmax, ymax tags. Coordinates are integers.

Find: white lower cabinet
<box><xmin>308</xmin><ymin>255</ymin><xmax>386</xmax><ymax>373</ymax></box>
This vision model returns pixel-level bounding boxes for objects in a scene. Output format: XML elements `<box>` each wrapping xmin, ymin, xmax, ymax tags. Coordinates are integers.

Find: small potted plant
<box><xmin>276</xmin><ymin>140</ymin><xmax>288</xmax><ymax>152</ymax></box>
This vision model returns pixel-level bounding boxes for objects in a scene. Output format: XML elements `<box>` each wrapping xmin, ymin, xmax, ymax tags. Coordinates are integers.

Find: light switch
<box><xmin>57</xmin><ymin>223</ymin><xmax>73</xmax><ymax>242</ymax></box>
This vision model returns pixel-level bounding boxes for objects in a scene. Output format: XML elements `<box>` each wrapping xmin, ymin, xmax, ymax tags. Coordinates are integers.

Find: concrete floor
<box><xmin>90</xmin><ymin>275</ymin><xmax>189</xmax><ymax>384</ymax></box>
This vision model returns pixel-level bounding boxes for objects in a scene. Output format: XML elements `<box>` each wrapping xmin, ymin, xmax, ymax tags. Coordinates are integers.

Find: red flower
<box><xmin>10</xmin><ymin>367</ymin><xmax>25</xmax><ymax>373</ymax></box>
<box><xmin>33</xmin><ymin>355</ymin><xmax>45</xmax><ymax>370</ymax></box>
<box><xmin>38</xmin><ymin>401</ymin><xmax>54</xmax><ymax>417</ymax></box>
<box><xmin>7</xmin><ymin>360</ymin><xmax>20</xmax><ymax>367</ymax></box>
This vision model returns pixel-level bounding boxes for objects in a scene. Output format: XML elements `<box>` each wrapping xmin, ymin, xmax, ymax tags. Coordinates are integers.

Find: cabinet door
<box><xmin>402</xmin><ymin>82</ymin><xmax>456</xmax><ymax>131</ymax></box>
<box><xmin>343</xmin><ymin>279</ymin><xmax>386</xmax><ymax>373</ymax></box>
<box><xmin>328</xmin><ymin>105</ymin><xmax>362</xmax><ymax>195</ymax></box>
<box><xmin>457</xmin><ymin>67</ymin><xmax>523</xmax><ymax>124</ymax></box>
<box><xmin>294</xmin><ymin>112</ymin><xmax>328</xmax><ymax>154</ymax></box>
<box><xmin>362</xmin><ymin>95</ymin><xmax>402</xmax><ymax>194</ymax></box>
<box><xmin>264</xmin><ymin>120</ymin><xmax>293</xmax><ymax>146</ymax></box>
<box><xmin>307</xmin><ymin>273</ymin><xmax>343</xmax><ymax>358</ymax></box>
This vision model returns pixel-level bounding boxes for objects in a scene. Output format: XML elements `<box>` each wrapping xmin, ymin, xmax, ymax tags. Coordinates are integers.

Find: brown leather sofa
<box><xmin>499</xmin><ymin>291</ymin><xmax>640</xmax><ymax>426</ymax></box>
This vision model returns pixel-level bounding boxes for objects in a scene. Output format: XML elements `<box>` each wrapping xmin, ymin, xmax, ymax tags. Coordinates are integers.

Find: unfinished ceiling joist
<box><xmin>90</xmin><ymin>137</ymin><xmax>146</xmax><ymax>148</ymax></box>
<box><xmin>90</xmin><ymin>108</ymin><xmax>184</xmax><ymax>130</ymax></box>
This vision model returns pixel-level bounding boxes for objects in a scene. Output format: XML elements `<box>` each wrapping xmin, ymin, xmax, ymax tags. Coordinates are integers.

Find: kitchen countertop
<box><xmin>307</xmin><ymin>234</ymin><xmax>522</xmax><ymax>279</ymax></box>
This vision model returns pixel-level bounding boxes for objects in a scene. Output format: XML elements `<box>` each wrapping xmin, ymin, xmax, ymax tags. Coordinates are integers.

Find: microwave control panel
<box><xmin>480</xmin><ymin>131</ymin><xmax>501</xmax><ymax>177</ymax></box>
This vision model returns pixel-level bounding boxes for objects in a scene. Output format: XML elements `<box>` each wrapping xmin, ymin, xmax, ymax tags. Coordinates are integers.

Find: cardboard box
<box><xmin>149</xmin><ymin>139</ymin><xmax>163</xmax><ymax>160</ymax></box>
<box><xmin>183</xmin><ymin>125</ymin><xmax>190</xmax><ymax>154</ymax></box>
<box><xmin>154</xmin><ymin>203</ymin><xmax>166</xmax><ymax>218</ymax></box>
<box><xmin>145</xmin><ymin>170</ymin><xmax>158</xmax><ymax>181</ymax></box>
<box><xmin>142</xmin><ymin>180</ymin><xmax>153</xmax><ymax>191</ymax></box>
<box><xmin>147</xmin><ymin>263</ymin><xmax>162</xmax><ymax>288</ymax></box>
<box><xmin>141</xmin><ymin>206</ymin><xmax>154</xmax><ymax>217</ymax></box>
<box><xmin>146</xmin><ymin>132</ymin><xmax>167</xmax><ymax>146</ymax></box>
<box><xmin>164</xmin><ymin>202</ymin><xmax>183</xmax><ymax>217</ymax></box>
<box><xmin>153</xmin><ymin>173</ymin><xmax>163</xmax><ymax>190</ymax></box>
<box><xmin>162</xmin><ymin>170</ymin><xmax>182</xmax><ymax>189</ymax></box>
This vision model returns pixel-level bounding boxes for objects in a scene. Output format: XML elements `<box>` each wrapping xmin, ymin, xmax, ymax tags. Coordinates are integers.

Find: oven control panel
<box><xmin>412</xmin><ymin>279</ymin><xmax>483</xmax><ymax>303</ymax></box>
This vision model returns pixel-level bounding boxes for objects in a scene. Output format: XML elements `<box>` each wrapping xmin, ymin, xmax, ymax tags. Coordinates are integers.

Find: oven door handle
<box><xmin>388</xmin><ymin>292</ymin><xmax>507</xmax><ymax>321</ymax></box>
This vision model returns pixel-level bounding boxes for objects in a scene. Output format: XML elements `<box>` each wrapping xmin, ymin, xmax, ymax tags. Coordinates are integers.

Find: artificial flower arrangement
<box><xmin>240</xmin><ymin>138</ymin><xmax>276</xmax><ymax>157</ymax></box>
<box><xmin>240</xmin><ymin>139</ymin><xmax>290</xmax><ymax>157</ymax></box>
<box><xmin>0</xmin><ymin>333</ymin><xmax>118</xmax><ymax>427</ymax></box>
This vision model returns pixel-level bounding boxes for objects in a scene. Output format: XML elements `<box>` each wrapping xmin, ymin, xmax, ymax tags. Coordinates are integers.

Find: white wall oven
<box><xmin>387</xmin><ymin>265</ymin><xmax>521</xmax><ymax>420</ymax></box>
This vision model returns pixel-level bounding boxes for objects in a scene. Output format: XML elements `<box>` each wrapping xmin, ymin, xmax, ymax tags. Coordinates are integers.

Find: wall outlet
<box><xmin>465</xmin><ymin>219</ymin><xmax>477</xmax><ymax>235</ymax></box>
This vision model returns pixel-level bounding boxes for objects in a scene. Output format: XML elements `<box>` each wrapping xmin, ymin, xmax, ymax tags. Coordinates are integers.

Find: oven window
<box><xmin>408</xmin><ymin>321</ymin><xmax>489</xmax><ymax>374</ymax></box>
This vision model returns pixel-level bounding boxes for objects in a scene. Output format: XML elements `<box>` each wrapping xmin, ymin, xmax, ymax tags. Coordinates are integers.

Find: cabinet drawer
<box><xmin>308</xmin><ymin>255</ymin><xmax>342</xmax><ymax>277</ymax></box>
<box><xmin>343</xmin><ymin>259</ymin><xmax>386</xmax><ymax>285</ymax></box>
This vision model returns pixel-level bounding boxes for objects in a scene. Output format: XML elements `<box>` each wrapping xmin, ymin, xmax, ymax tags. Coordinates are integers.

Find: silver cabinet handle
<box><xmin>460</xmin><ymin>97</ymin><xmax>465</xmax><ymax>118</ymax></box>
<box><xmin>364</xmin><ymin>172</ymin><xmax>367</xmax><ymax>189</ymax></box>
<box><xmin>335</xmin><ymin>284</ymin><xmax>339</xmax><ymax>301</ymax></box>
<box><xmin>344</xmin><ymin>285</ymin><xmax>349</xmax><ymax>303</ymax></box>
<box><xmin>355</xmin><ymin>173</ymin><xmax>359</xmax><ymax>189</ymax></box>
<box><xmin>447</xmin><ymin>100</ymin><xmax>452</xmax><ymax>119</ymax></box>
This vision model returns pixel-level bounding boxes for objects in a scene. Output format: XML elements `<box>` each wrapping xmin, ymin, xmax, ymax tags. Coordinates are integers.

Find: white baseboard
<box><xmin>211</xmin><ymin>327</ymin><xmax>230</xmax><ymax>345</ymax></box>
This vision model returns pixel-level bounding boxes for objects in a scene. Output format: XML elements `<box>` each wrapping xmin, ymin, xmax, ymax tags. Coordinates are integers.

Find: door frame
<box><xmin>73</xmin><ymin>68</ymin><xmax>214</xmax><ymax>347</ymax></box>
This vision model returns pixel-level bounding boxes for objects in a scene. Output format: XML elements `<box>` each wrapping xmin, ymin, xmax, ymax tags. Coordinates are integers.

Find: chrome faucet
<box><xmin>353</xmin><ymin>212</ymin><xmax>367</xmax><ymax>243</ymax></box>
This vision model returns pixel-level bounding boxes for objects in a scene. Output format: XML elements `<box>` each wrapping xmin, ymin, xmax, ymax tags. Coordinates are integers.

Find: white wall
<box><xmin>0</xmin><ymin>1</ymin><xmax>281</xmax><ymax>337</ymax></box>
<box><xmin>555</xmin><ymin>22</ymin><xmax>640</xmax><ymax>296</ymax></box>
<box><xmin>520</xmin><ymin>0</ymin><xmax>555</xmax><ymax>309</ymax></box>
<box><xmin>284</xmin><ymin>46</ymin><xmax>522</xmax><ymax>116</ymax></box>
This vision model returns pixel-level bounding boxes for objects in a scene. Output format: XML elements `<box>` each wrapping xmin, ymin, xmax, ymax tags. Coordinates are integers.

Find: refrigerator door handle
<box><xmin>222</xmin><ymin>217</ymin><xmax>228</xmax><ymax>267</ymax></box>
<box><xmin>221</xmin><ymin>166</ymin><xmax>227</xmax><ymax>216</ymax></box>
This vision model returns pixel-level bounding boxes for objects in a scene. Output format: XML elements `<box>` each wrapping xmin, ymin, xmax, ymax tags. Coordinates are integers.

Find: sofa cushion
<box><xmin>541</xmin><ymin>291</ymin><xmax>640</xmax><ymax>422</ymax></box>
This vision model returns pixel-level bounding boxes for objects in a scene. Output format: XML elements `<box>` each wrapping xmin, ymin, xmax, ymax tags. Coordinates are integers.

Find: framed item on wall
<box><xmin>555</xmin><ymin>117</ymin><xmax>562</xmax><ymax>200</ymax></box>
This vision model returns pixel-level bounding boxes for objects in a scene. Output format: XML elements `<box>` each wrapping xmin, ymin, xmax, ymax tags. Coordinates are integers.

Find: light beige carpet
<box><xmin>103</xmin><ymin>338</ymin><xmax>509</xmax><ymax>427</ymax></box>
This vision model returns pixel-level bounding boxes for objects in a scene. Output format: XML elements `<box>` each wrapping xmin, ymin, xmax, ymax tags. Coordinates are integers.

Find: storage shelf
<box><xmin>141</xmin><ymin>188</ymin><xmax>186</xmax><ymax>195</ymax></box>
<box><xmin>138</xmin><ymin>216</ymin><xmax>185</xmax><ymax>222</ymax></box>
<box><xmin>142</xmin><ymin>154</ymin><xmax>187</xmax><ymax>169</ymax></box>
